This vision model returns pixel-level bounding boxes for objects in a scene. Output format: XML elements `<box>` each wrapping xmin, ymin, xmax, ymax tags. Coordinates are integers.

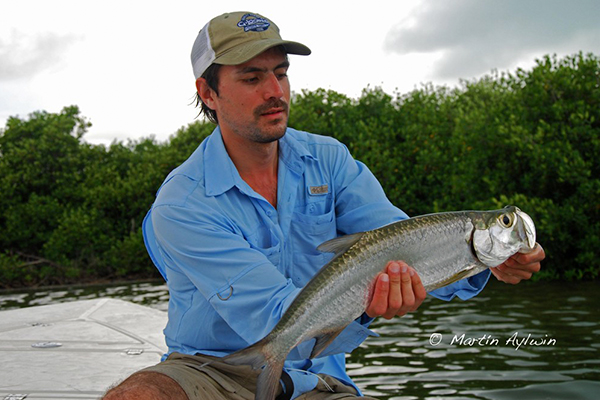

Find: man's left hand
<box><xmin>491</xmin><ymin>243</ymin><xmax>545</xmax><ymax>284</ymax></box>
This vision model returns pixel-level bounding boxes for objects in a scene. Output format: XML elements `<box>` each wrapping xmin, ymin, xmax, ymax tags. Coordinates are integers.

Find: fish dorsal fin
<box><xmin>317</xmin><ymin>232</ymin><xmax>364</xmax><ymax>255</ymax></box>
<box><xmin>309</xmin><ymin>326</ymin><xmax>347</xmax><ymax>359</ymax></box>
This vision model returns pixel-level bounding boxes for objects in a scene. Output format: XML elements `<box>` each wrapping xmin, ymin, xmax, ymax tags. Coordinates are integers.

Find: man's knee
<box><xmin>103</xmin><ymin>371</ymin><xmax>188</xmax><ymax>400</ymax></box>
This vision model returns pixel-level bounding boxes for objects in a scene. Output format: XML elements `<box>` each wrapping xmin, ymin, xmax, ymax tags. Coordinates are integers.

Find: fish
<box><xmin>212</xmin><ymin>206</ymin><xmax>536</xmax><ymax>400</ymax></box>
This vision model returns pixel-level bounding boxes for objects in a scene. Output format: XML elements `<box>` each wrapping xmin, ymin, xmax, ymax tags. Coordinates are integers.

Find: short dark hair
<box><xmin>194</xmin><ymin>63</ymin><xmax>222</xmax><ymax>124</ymax></box>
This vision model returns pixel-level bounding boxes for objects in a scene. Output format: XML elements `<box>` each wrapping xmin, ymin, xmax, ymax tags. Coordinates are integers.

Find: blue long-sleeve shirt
<box><xmin>143</xmin><ymin>127</ymin><xmax>490</xmax><ymax>398</ymax></box>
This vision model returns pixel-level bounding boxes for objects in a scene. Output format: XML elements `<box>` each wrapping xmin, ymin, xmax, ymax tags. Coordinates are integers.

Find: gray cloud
<box><xmin>0</xmin><ymin>30</ymin><xmax>81</xmax><ymax>81</ymax></box>
<box><xmin>385</xmin><ymin>0</ymin><xmax>600</xmax><ymax>79</ymax></box>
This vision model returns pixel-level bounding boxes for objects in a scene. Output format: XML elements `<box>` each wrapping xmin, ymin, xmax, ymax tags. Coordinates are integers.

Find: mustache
<box><xmin>254</xmin><ymin>99</ymin><xmax>289</xmax><ymax>117</ymax></box>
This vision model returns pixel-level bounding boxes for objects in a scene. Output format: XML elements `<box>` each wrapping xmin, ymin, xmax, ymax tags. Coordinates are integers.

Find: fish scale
<box><xmin>213</xmin><ymin>206</ymin><xmax>536</xmax><ymax>400</ymax></box>
<box><xmin>347</xmin><ymin>212</ymin><xmax>481</xmax><ymax>292</ymax></box>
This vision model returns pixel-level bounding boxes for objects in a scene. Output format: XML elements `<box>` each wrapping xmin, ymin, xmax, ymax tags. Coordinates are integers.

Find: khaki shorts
<box><xmin>141</xmin><ymin>352</ymin><xmax>379</xmax><ymax>400</ymax></box>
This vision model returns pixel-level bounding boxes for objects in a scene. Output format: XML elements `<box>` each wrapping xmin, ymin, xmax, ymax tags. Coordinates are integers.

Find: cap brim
<box><xmin>215</xmin><ymin>39</ymin><xmax>311</xmax><ymax>66</ymax></box>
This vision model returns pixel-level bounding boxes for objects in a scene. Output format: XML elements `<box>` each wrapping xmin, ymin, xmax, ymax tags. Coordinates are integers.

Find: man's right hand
<box><xmin>366</xmin><ymin>261</ymin><xmax>427</xmax><ymax>319</ymax></box>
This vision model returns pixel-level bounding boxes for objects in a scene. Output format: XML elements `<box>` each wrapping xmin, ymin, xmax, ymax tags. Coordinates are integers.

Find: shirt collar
<box><xmin>204</xmin><ymin>127</ymin><xmax>239</xmax><ymax>196</ymax></box>
<box><xmin>279</xmin><ymin>128</ymin><xmax>317</xmax><ymax>174</ymax></box>
<box><xmin>204</xmin><ymin>127</ymin><xmax>317</xmax><ymax>197</ymax></box>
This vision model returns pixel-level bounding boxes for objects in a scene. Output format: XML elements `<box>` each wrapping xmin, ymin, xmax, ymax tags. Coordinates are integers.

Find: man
<box><xmin>104</xmin><ymin>11</ymin><xmax>544</xmax><ymax>400</ymax></box>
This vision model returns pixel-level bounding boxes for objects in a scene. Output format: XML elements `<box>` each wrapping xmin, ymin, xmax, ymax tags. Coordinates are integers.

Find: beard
<box><xmin>217</xmin><ymin>97</ymin><xmax>291</xmax><ymax>145</ymax></box>
<box><xmin>248</xmin><ymin>99</ymin><xmax>289</xmax><ymax>143</ymax></box>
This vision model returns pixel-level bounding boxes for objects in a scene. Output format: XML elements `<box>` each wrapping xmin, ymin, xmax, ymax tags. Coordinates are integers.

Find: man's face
<box><xmin>211</xmin><ymin>47</ymin><xmax>291</xmax><ymax>144</ymax></box>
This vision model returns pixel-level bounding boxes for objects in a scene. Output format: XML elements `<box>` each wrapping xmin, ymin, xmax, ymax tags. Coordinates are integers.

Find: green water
<box><xmin>351</xmin><ymin>279</ymin><xmax>600</xmax><ymax>399</ymax></box>
<box><xmin>1</xmin><ymin>279</ymin><xmax>598</xmax><ymax>399</ymax></box>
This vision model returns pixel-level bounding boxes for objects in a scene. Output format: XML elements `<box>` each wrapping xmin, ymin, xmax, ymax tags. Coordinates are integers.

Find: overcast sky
<box><xmin>1</xmin><ymin>0</ymin><xmax>598</xmax><ymax>145</ymax></box>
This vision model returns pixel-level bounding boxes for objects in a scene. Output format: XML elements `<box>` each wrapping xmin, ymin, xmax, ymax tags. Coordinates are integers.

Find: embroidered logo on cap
<box><xmin>237</xmin><ymin>13</ymin><xmax>271</xmax><ymax>32</ymax></box>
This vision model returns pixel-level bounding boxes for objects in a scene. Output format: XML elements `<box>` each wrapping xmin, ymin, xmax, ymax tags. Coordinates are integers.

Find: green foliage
<box><xmin>0</xmin><ymin>107</ymin><xmax>213</xmax><ymax>288</ymax></box>
<box><xmin>1</xmin><ymin>53</ymin><xmax>598</xmax><ymax>287</ymax></box>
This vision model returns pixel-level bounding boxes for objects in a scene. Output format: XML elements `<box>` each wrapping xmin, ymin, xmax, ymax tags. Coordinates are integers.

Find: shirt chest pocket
<box><xmin>289</xmin><ymin>194</ymin><xmax>336</xmax><ymax>286</ymax></box>
<box><xmin>243</xmin><ymin>223</ymin><xmax>282</xmax><ymax>266</ymax></box>
<box><xmin>291</xmin><ymin>193</ymin><xmax>336</xmax><ymax>249</ymax></box>
<box><xmin>292</xmin><ymin>199</ymin><xmax>334</xmax><ymax>234</ymax></box>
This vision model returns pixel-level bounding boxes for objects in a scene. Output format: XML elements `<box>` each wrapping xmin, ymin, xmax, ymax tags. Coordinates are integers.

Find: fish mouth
<box><xmin>471</xmin><ymin>206</ymin><xmax>537</xmax><ymax>266</ymax></box>
<box><xmin>516</xmin><ymin>208</ymin><xmax>537</xmax><ymax>253</ymax></box>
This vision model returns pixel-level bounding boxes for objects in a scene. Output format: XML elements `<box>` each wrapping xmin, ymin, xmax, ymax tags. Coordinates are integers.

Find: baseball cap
<box><xmin>191</xmin><ymin>11</ymin><xmax>311</xmax><ymax>79</ymax></box>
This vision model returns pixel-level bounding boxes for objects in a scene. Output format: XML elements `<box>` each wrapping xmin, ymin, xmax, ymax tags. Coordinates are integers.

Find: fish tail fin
<box><xmin>219</xmin><ymin>339</ymin><xmax>286</xmax><ymax>400</ymax></box>
<box><xmin>255</xmin><ymin>357</ymin><xmax>286</xmax><ymax>400</ymax></box>
<box><xmin>219</xmin><ymin>339</ymin><xmax>269</xmax><ymax>369</ymax></box>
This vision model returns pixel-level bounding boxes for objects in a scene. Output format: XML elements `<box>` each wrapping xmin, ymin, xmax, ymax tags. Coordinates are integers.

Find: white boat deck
<box><xmin>0</xmin><ymin>298</ymin><xmax>168</xmax><ymax>399</ymax></box>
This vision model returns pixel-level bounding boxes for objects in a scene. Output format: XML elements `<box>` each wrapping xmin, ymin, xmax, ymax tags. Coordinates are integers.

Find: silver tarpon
<box><xmin>213</xmin><ymin>206</ymin><xmax>537</xmax><ymax>400</ymax></box>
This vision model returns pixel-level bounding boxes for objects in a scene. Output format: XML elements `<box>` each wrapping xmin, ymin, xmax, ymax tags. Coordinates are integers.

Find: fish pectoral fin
<box><xmin>317</xmin><ymin>232</ymin><xmax>364</xmax><ymax>255</ymax></box>
<box><xmin>436</xmin><ymin>265</ymin><xmax>478</xmax><ymax>289</ymax></box>
<box><xmin>309</xmin><ymin>327</ymin><xmax>347</xmax><ymax>359</ymax></box>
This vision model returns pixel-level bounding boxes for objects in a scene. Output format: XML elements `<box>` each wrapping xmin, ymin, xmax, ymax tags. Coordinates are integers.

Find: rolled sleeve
<box><xmin>152</xmin><ymin>202</ymin><xmax>300</xmax><ymax>347</ymax></box>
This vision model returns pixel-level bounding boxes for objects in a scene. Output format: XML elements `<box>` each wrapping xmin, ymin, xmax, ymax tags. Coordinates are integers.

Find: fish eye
<box><xmin>499</xmin><ymin>213</ymin><xmax>514</xmax><ymax>227</ymax></box>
